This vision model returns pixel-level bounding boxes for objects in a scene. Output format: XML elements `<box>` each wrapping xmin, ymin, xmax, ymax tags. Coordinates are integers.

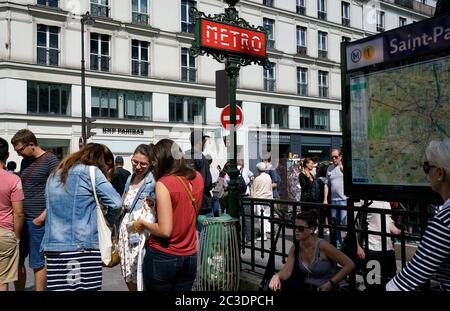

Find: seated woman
<box><xmin>269</xmin><ymin>209</ymin><xmax>355</xmax><ymax>291</ymax></box>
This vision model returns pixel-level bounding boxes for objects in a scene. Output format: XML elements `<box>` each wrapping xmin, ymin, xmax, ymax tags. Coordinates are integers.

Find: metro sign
<box><xmin>200</xmin><ymin>19</ymin><xmax>266</xmax><ymax>58</ymax></box>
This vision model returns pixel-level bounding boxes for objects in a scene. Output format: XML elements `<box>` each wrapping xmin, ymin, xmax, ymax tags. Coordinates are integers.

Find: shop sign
<box><xmin>102</xmin><ymin>128</ymin><xmax>144</xmax><ymax>135</ymax></box>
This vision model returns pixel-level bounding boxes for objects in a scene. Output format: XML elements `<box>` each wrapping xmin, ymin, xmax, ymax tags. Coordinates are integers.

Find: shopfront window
<box><xmin>27</xmin><ymin>81</ymin><xmax>71</xmax><ymax>115</ymax></box>
<box><xmin>169</xmin><ymin>95</ymin><xmax>205</xmax><ymax>123</ymax></box>
<box><xmin>91</xmin><ymin>87</ymin><xmax>152</xmax><ymax>120</ymax></box>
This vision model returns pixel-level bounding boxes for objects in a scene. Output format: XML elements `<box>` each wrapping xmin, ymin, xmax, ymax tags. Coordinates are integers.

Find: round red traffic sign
<box><xmin>220</xmin><ymin>104</ymin><xmax>243</xmax><ymax>130</ymax></box>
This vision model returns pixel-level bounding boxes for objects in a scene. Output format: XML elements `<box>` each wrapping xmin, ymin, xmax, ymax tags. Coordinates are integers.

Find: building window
<box><xmin>297</xmin><ymin>67</ymin><xmax>308</xmax><ymax>96</ymax></box>
<box><xmin>296</xmin><ymin>0</ymin><xmax>306</xmax><ymax>15</ymax></box>
<box><xmin>317</xmin><ymin>0</ymin><xmax>327</xmax><ymax>20</ymax></box>
<box><xmin>300</xmin><ymin>107</ymin><xmax>329</xmax><ymax>130</ymax></box>
<box><xmin>181</xmin><ymin>47</ymin><xmax>196</xmax><ymax>82</ymax></box>
<box><xmin>169</xmin><ymin>95</ymin><xmax>205</xmax><ymax>123</ymax></box>
<box><xmin>37</xmin><ymin>25</ymin><xmax>59</xmax><ymax>66</ymax></box>
<box><xmin>90</xmin><ymin>33</ymin><xmax>110</xmax><ymax>72</ymax></box>
<box><xmin>376</xmin><ymin>10</ymin><xmax>385</xmax><ymax>32</ymax></box>
<box><xmin>37</xmin><ymin>0</ymin><xmax>59</xmax><ymax>7</ymax></box>
<box><xmin>318</xmin><ymin>70</ymin><xmax>329</xmax><ymax>98</ymax></box>
<box><xmin>132</xmin><ymin>40</ymin><xmax>149</xmax><ymax>77</ymax></box>
<box><xmin>263</xmin><ymin>0</ymin><xmax>274</xmax><ymax>7</ymax></box>
<box><xmin>132</xmin><ymin>0</ymin><xmax>149</xmax><ymax>25</ymax></box>
<box><xmin>263</xmin><ymin>18</ymin><xmax>275</xmax><ymax>49</ymax></box>
<box><xmin>264</xmin><ymin>65</ymin><xmax>276</xmax><ymax>92</ymax></box>
<box><xmin>342</xmin><ymin>2</ymin><xmax>350</xmax><ymax>26</ymax></box>
<box><xmin>91</xmin><ymin>88</ymin><xmax>152</xmax><ymax>120</ymax></box>
<box><xmin>91</xmin><ymin>0</ymin><xmax>110</xmax><ymax>18</ymax></box>
<box><xmin>91</xmin><ymin>88</ymin><xmax>118</xmax><ymax>118</ymax></box>
<box><xmin>296</xmin><ymin>26</ymin><xmax>307</xmax><ymax>55</ymax></box>
<box><xmin>124</xmin><ymin>91</ymin><xmax>152</xmax><ymax>120</ymax></box>
<box><xmin>318</xmin><ymin>31</ymin><xmax>328</xmax><ymax>59</ymax></box>
<box><xmin>399</xmin><ymin>17</ymin><xmax>407</xmax><ymax>27</ymax></box>
<box><xmin>181</xmin><ymin>0</ymin><xmax>196</xmax><ymax>33</ymax></box>
<box><xmin>261</xmin><ymin>104</ymin><xmax>288</xmax><ymax>129</ymax></box>
<box><xmin>27</xmin><ymin>81</ymin><xmax>70</xmax><ymax>115</ymax></box>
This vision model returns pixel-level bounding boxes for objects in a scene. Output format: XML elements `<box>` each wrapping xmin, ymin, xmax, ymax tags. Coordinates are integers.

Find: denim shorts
<box><xmin>19</xmin><ymin>218</ymin><xmax>46</xmax><ymax>269</ymax></box>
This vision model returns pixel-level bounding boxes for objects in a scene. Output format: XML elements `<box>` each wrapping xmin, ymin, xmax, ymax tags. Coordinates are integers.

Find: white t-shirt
<box><xmin>367</xmin><ymin>201</ymin><xmax>394</xmax><ymax>251</ymax></box>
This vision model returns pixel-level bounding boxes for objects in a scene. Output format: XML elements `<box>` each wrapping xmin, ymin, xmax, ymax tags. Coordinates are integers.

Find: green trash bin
<box><xmin>195</xmin><ymin>214</ymin><xmax>240</xmax><ymax>291</ymax></box>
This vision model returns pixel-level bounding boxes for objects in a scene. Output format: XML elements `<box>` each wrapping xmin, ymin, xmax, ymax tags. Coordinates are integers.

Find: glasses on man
<box><xmin>131</xmin><ymin>158</ymin><xmax>150</xmax><ymax>168</ymax></box>
<box><xmin>422</xmin><ymin>161</ymin><xmax>436</xmax><ymax>175</ymax></box>
<box><xmin>294</xmin><ymin>225</ymin><xmax>311</xmax><ymax>232</ymax></box>
<box><xmin>15</xmin><ymin>144</ymin><xmax>29</xmax><ymax>154</ymax></box>
<box><xmin>331</xmin><ymin>156</ymin><xmax>339</xmax><ymax>159</ymax></box>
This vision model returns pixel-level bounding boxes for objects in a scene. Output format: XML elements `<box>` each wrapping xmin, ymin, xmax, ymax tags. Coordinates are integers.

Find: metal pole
<box><xmin>226</xmin><ymin>59</ymin><xmax>240</xmax><ymax>220</ymax></box>
<box><xmin>81</xmin><ymin>17</ymin><xmax>87</xmax><ymax>144</ymax></box>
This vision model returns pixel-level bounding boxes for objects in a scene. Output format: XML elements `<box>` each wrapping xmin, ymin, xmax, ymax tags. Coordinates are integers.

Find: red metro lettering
<box><xmin>201</xmin><ymin>19</ymin><xmax>266</xmax><ymax>58</ymax></box>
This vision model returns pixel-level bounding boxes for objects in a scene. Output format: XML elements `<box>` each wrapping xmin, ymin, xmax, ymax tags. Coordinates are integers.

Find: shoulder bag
<box><xmin>89</xmin><ymin>166</ymin><xmax>120</xmax><ymax>268</ymax></box>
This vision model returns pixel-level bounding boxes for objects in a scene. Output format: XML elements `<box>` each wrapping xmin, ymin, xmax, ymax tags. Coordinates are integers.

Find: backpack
<box><xmin>238</xmin><ymin>168</ymin><xmax>248</xmax><ymax>195</ymax></box>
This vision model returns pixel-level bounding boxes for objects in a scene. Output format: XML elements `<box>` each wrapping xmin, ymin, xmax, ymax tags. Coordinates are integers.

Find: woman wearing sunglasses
<box><xmin>118</xmin><ymin>144</ymin><xmax>156</xmax><ymax>291</ymax></box>
<box><xmin>269</xmin><ymin>209</ymin><xmax>355</xmax><ymax>291</ymax></box>
<box><xmin>387</xmin><ymin>138</ymin><xmax>450</xmax><ymax>291</ymax></box>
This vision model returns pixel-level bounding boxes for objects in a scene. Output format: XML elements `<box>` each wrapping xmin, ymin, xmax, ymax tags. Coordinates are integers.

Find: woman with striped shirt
<box><xmin>386</xmin><ymin>138</ymin><xmax>450</xmax><ymax>291</ymax></box>
<box><xmin>41</xmin><ymin>144</ymin><xmax>122</xmax><ymax>291</ymax></box>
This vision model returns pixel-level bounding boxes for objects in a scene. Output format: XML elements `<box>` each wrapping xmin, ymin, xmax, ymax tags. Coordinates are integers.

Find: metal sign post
<box><xmin>190</xmin><ymin>0</ymin><xmax>271</xmax><ymax>219</ymax></box>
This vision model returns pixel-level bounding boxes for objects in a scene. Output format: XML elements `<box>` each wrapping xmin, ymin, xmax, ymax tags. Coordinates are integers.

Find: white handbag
<box><xmin>89</xmin><ymin>166</ymin><xmax>117</xmax><ymax>267</ymax></box>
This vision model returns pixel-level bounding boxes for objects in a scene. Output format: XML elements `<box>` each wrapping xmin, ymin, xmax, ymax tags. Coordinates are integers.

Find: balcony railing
<box><xmin>318</xmin><ymin>50</ymin><xmax>328</xmax><ymax>59</ymax></box>
<box><xmin>264</xmin><ymin>80</ymin><xmax>276</xmax><ymax>92</ymax></box>
<box><xmin>318</xmin><ymin>11</ymin><xmax>327</xmax><ymax>20</ymax></box>
<box><xmin>297</xmin><ymin>84</ymin><xmax>308</xmax><ymax>96</ymax></box>
<box><xmin>380</xmin><ymin>0</ymin><xmax>434</xmax><ymax>16</ymax></box>
<box><xmin>297</xmin><ymin>46</ymin><xmax>307</xmax><ymax>55</ymax></box>
<box><xmin>37</xmin><ymin>0</ymin><xmax>59</xmax><ymax>7</ymax></box>
<box><xmin>296</xmin><ymin>5</ymin><xmax>306</xmax><ymax>15</ymax></box>
<box><xmin>319</xmin><ymin>86</ymin><xmax>328</xmax><ymax>98</ymax></box>
<box><xmin>266</xmin><ymin>39</ymin><xmax>275</xmax><ymax>50</ymax></box>
<box><xmin>181</xmin><ymin>22</ymin><xmax>194</xmax><ymax>33</ymax></box>
<box><xmin>91</xmin><ymin>4</ymin><xmax>110</xmax><ymax>18</ymax></box>
<box><xmin>132</xmin><ymin>60</ymin><xmax>149</xmax><ymax>77</ymax></box>
<box><xmin>90</xmin><ymin>54</ymin><xmax>110</xmax><ymax>72</ymax></box>
<box><xmin>342</xmin><ymin>18</ymin><xmax>350</xmax><ymax>27</ymax></box>
<box><xmin>132</xmin><ymin>12</ymin><xmax>149</xmax><ymax>26</ymax></box>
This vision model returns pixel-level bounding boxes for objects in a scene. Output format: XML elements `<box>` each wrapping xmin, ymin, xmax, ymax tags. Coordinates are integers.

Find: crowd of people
<box><xmin>0</xmin><ymin>128</ymin><xmax>448</xmax><ymax>292</ymax></box>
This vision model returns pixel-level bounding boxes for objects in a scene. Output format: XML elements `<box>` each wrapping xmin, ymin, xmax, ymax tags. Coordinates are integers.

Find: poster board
<box><xmin>341</xmin><ymin>14</ymin><xmax>449</xmax><ymax>203</ymax></box>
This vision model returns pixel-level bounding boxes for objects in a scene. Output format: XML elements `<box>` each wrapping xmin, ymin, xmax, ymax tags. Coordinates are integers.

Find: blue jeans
<box><xmin>331</xmin><ymin>199</ymin><xmax>347</xmax><ymax>249</ymax></box>
<box><xmin>143</xmin><ymin>247</ymin><xmax>197</xmax><ymax>291</ymax></box>
<box><xmin>19</xmin><ymin>218</ymin><xmax>46</xmax><ymax>269</ymax></box>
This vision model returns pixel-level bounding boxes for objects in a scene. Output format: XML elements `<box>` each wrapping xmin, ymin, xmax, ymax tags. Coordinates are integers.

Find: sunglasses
<box><xmin>294</xmin><ymin>225</ymin><xmax>311</xmax><ymax>232</ymax></box>
<box><xmin>15</xmin><ymin>144</ymin><xmax>29</xmax><ymax>154</ymax></box>
<box><xmin>331</xmin><ymin>156</ymin><xmax>340</xmax><ymax>159</ymax></box>
<box><xmin>422</xmin><ymin>161</ymin><xmax>436</xmax><ymax>175</ymax></box>
<box><xmin>131</xmin><ymin>158</ymin><xmax>150</xmax><ymax>168</ymax></box>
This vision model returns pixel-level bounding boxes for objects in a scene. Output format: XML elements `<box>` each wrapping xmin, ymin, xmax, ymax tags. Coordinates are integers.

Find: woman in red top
<box><xmin>134</xmin><ymin>139</ymin><xmax>204</xmax><ymax>291</ymax></box>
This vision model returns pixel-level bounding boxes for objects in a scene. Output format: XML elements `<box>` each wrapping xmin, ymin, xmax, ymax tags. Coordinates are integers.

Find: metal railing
<box><xmin>239</xmin><ymin>197</ymin><xmax>433</xmax><ymax>291</ymax></box>
<box><xmin>132</xmin><ymin>12</ymin><xmax>149</xmax><ymax>26</ymax></box>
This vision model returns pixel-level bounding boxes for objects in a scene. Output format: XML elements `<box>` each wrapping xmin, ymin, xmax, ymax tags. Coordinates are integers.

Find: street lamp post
<box><xmin>81</xmin><ymin>12</ymin><xmax>95</xmax><ymax>145</ymax></box>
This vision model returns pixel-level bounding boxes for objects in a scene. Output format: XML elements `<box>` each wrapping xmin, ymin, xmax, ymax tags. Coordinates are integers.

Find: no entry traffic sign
<box><xmin>220</xmin><ymin>104</ymin><xmax>243</xmax><ymax>130</ymax></box>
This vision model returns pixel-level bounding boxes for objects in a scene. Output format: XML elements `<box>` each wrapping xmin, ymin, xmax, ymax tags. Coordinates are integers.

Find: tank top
<box><xmin>148</xmin><ymin>172</ymin><xmax>204</xmax><ymax>256</ymax></box>
<box><xmin>295</xmin><ymin>239</ymin><xmax>336</xmax><ymax>289</ymax></box>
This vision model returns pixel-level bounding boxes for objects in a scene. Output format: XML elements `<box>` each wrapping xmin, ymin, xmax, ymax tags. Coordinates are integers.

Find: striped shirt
<box><xmin>46</xmin><ymin>250</ymin><xmax>102</xmax><ymax>291</ymax></box>
<box><xmin>20</xmin><ymin>152</ymin><xmax>59</xmax><ymax>218</ymax></box>
<box><xmin>390</xmin><ymin>199</ymin><xmax>450</xmax><ymax>291</ymax></box>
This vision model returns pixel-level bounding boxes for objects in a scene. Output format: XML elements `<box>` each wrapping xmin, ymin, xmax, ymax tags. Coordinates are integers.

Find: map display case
<box><xmin>341</xmin><ymin>14</ymin><xmax>449</xmax><ymax>203</ymax></box>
